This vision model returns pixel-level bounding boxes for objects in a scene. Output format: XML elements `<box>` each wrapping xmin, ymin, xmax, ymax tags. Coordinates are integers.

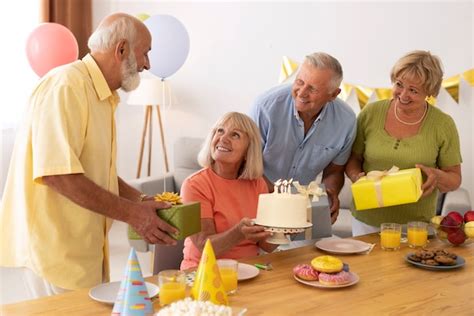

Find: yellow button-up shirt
<box><xmin>0</xmin><ymin>54</ymin><xmax>120</xmax><ymax>289</ymax></box>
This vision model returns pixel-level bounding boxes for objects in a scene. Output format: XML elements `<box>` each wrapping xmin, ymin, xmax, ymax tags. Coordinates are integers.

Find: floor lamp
<box><xmin>127</xmin><ymin>77</ymin><xmax>170</xmax><ymax>178</ymax></box>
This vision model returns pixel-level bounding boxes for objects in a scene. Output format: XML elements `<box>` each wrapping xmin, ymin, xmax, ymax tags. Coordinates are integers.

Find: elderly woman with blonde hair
<box><xmin>345</xmin><ymin>50</ymin><xmax>462</xmax><ymax>236</ymax></box>
<box><xmin>180</xmin><ymin>112</ymin><xmax>277</xmax><ymax>270</ymax></box>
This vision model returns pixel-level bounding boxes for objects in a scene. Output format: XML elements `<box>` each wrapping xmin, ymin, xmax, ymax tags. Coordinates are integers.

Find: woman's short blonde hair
<box><xmin>390</xmin><ymin>50</ymin><xmax>444</xmax><ymax>97</ymax></box>
<box><xmin>197</xmin><ymin>112</ymin><xmax>264</xmax><ymax>180</ymax></box>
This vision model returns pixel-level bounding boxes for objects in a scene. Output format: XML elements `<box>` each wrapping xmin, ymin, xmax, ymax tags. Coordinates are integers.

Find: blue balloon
<box><xmin>145</xmin><ymin>15</ymin><xmax>190</xmax><ymax>79</ymax></box>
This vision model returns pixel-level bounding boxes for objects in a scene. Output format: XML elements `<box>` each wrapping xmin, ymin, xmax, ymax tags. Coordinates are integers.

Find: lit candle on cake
<box><xmin>274</xmin><ymin>179</ymin><xmax>282</xmax><ymax>194</ymax></box>
<box><xmin>282</xmin><ymin>180</ymin><xmax>288</xmax><ymax>193</ymax></box>
<box><xmin>288</xmin><ymin>178</ymin><xmax>293</xmax><ymax>193</ymax></box>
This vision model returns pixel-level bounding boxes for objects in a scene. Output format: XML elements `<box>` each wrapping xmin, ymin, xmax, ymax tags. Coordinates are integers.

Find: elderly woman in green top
<box><xmin>345</xmin><ymin>50</ymin><xmax>462</xmax><ymax>236</ymax></box>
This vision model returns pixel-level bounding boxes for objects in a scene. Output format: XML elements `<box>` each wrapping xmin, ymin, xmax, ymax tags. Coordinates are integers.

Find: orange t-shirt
<box><xmin>180</xmin><ymin>168</ymin><xmax>268</xmax><ymax>270</ymax></box>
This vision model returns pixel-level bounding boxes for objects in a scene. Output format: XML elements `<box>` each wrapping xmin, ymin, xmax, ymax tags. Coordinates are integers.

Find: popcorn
<box><xmin>155</xmin><ymin>298</ymin><xmax>233</xmax><ymax>316</ymax></box>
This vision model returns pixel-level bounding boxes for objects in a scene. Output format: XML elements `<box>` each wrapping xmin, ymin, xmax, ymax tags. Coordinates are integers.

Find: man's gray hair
<box><xmin>304</xmin><ymin>52</ymin><xmax>343</xmax><ymax>90</ymax></box>
<box><xmin>88</xmin><ymin>17</ymin><xmax>137</xmax><ymax>52</ymax></box>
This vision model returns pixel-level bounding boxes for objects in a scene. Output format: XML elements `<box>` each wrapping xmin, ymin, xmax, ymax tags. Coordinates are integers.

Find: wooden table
<box><xmin>2</xmin><ymin>234</ymin><xmax>474</xmax><ymax>315</ymax></box>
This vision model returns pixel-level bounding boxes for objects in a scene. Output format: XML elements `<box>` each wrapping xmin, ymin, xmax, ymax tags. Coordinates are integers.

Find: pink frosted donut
<box><xmin>293</xmin><ymin>264</ymin><xmax>319</xmax><ymax>281</ymax></box>
<box><xmin>318</xmin><ymin>271</ymin><xmax>351</xmax><ymax>286</ymax></box>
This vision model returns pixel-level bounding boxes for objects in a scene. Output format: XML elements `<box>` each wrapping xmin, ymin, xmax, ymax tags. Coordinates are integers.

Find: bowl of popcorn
<box><xmin>155</xmin><ymin>298</ymin><xmax>246</xmax><ymax>316</ymax></box>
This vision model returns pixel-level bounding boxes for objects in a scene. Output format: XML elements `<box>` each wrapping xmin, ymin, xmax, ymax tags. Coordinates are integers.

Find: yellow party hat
<box><xmin>191</xmin><ymin>239</ymin><xmax>228</xmax><ymax>305</ymax></box>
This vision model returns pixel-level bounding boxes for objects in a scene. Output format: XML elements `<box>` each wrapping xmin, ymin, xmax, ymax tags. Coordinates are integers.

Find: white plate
<box><xmin>185</xmin><ymin>263</ymin><xmax>259</xmax><ymax>284</ymax></box>
<box><xmin>315</xmin><ymin>238</ymin><xmax>371</xmax><ymax>254</ymax></box>
<box><xmin>89</xmin><ymin>281</ymin><xmax>159</xmax><ymax>304</ymax></box>
<box><xmin>238</xmin><ymin>263</ymin><xmax>260</xmax><ymax>281</ymax></box>
<box><xmin>294</xmin><ymin>272</ymin><xmax>359</xmax><ymax>289</ymax></box>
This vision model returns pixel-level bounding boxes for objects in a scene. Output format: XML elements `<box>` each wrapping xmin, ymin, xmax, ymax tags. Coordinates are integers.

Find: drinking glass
<box><xmin>407</xmin><ymin>221</ymin><xmax>428</xmax><ymax>248</ymax></box>
<box><xmin>380</xmin><ymin>223</ymin><xmax>401</xmax><ymax>251</ymax></box>
<box><xmin>158</xmin><ymin>269</ymin><xmax>186</xmax><ymax>306</ymax></box>
<box><xmin>217</xmin><ymin>259</ymin><xmax>238</xmax><ymax>294</ymax></box>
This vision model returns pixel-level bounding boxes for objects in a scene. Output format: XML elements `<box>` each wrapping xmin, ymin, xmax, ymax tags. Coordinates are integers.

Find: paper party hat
<box><xmin>112</xmin><ymin>248</ymin><xmax>153</xmax><ymax>315</ymax></box>
<box><xmin>191</xmin><ymin>239</ymin><xmax>228</xmax><ymax>305</ymax></box>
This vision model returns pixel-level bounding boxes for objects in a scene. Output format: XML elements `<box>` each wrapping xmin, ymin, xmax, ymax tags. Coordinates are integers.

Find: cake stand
<box><xmin>254</xmin><ymin>221</ymin><xmax>313</xmax><ymax>245</ymax></box>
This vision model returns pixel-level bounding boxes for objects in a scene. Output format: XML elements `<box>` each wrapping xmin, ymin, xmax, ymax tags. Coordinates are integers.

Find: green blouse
<box><xmin>351</xmin><ymin>99</ymin><xmax>462</xmax><ymax>227</ymax></box>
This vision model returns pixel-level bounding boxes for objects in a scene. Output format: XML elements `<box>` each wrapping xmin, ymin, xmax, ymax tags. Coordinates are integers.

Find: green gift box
<box><xmin>128</xmin><ymin>202</ymin><xmax>201</xmax><ymax>240</ymax></box>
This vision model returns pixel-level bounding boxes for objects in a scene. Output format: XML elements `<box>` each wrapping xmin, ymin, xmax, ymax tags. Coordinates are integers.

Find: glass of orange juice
<box><xmin>407</xmin><ymin>221</ymin><xmax>428</xmax><ymax>248</ymax></box>
<box><xmin>217</xmin><ymin>259</ymin><xmax>238</xmax><ymax>294</ymax></box>
<box><xmin>158</xmin><ymin>270</ymin><xmax>186</xmax><ymax>306</ymax></box>
<box><xmin>380</xmin><ymin>223</ymin><xmax>401</xmax><ymax>251</ymax></box>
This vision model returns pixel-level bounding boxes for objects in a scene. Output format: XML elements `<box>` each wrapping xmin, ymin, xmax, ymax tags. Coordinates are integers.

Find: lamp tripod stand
<box><xmin>136</xmin><ymin>105</ymin><xmax>169</xmax><ymax>178</ymax></box>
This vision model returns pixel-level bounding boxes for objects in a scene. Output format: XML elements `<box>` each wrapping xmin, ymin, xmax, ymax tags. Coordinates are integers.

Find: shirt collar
<box><xmin>83</xmin><ymin>54</ymin><xmax>119</xmax><ymax>103</ymax></box>
<box><xmin>292</xmin><ymin>99</ymin><xmax>330</xmax><ymax>125</ymax></box>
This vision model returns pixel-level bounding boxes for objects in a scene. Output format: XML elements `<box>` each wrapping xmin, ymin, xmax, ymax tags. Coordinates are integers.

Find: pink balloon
<box><xmin>26</xmin><ymin>23</ymin><xmax>79</xmax><ymax>77</ymax></box>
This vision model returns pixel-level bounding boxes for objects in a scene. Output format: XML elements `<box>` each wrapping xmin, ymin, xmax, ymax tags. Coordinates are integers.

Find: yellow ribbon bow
<box><xmin>293</xmin><ymin>181</ymin><xmax>327</xmax><ymax>202</ymax></box>
<box><xmin>366</xmin><ymin>166</ymin><xmax>399</xmax><ymax>207</ymax></box>
<box><xmin>154</xmin><ymin>192</ymin><xmax>182</xmax><ymax>205</ymax></box>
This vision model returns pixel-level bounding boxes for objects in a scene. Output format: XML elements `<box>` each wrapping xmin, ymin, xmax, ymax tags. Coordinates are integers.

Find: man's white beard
<box><xmin>120</xmin><ymin>52</ymin><xmax>140</xmax><ymax>92</ymax></box>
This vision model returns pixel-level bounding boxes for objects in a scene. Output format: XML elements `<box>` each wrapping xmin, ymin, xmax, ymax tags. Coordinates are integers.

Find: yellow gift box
<box><xmin>351</xmin><ymin>167</ymin><xmax>422</xmax><ymax>211</ymax></box>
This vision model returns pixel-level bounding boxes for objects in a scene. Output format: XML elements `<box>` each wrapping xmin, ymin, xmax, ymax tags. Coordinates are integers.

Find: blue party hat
<box><xmin>112</xmin><ymin>248</ymin><xmax>153</xmax><ymax>315</ymax></box>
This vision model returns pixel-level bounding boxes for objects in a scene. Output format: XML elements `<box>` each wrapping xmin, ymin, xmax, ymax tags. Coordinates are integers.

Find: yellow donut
<box><xmin>311</xmin><ymin>255</ymin><xmax>343</xmax><ymax>273</ymax></box>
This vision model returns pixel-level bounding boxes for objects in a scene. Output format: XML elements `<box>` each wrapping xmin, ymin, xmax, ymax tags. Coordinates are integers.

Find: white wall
<box><xmin>94</xmin><ymin>1</ymin><xmax>474</xmax><ymax>199</ymax></box>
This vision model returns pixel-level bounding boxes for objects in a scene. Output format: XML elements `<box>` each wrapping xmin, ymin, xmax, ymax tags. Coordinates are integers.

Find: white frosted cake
<box><xmin>255</xmin><ymin>192</ymin><xmax>309</xmax><ymax>228</ymax></box>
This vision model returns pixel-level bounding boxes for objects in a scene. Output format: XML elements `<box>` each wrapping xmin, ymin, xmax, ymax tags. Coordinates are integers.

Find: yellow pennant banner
<box><xmin>278</xmin><ymin>57</ymin><xmax>473</xmax><ymax>107</ymax></box>
<box><xmin>278</xmin><ymin>56</ymin><xmax>299</xmax><ymax>83</ymax></box>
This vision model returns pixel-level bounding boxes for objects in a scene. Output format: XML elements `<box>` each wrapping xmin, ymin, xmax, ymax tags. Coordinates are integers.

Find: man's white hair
<box><xmin>88</xmin><ymin>17</ymin><xmax>137</xmax><ymax>52</ymax></box>
<box><xmin>304</xmin><ymin>52</ymin><xmax>343</xmax><ymax>91</ymax></box>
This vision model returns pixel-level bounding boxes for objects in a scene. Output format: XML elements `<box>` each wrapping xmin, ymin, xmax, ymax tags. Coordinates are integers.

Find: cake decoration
<box><xmin>273</xmin><ymin>178</ymin><xmax>294</xmax><ymax>194</ymax></box>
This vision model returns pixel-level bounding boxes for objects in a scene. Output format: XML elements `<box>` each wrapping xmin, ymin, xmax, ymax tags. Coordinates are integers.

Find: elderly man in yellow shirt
<box><xmin>0</xmin><ymin>13</ymin><xmax>178</xmax><ymax>298</ymax></box>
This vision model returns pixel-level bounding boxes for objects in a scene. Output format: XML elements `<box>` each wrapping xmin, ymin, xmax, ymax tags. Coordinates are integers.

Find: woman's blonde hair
<box><xmin>390</xmin><ymin>50</ymin><xmax>444</xmax><ymax>97</ymax></box>
<box><xmin>198</xmin><ymin>112</ymin><xmax>263</xmax><ymax>180</ymax></box>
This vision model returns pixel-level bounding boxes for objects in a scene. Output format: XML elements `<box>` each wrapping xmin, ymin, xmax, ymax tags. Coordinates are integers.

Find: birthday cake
<box><xmin>255</xmin><ymin>179</ymin><xmax>311</xmax><ymax>228</ymax></box>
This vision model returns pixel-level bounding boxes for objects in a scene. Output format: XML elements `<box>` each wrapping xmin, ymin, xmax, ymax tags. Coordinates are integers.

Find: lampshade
<box><xmin>127</xmin><ymin>76</ymin><xmax>165</xmax><ymax>106</ymax></box>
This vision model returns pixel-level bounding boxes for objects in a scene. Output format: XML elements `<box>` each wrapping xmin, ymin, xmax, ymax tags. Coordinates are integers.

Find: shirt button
<box><xmin>292</xmin><ymin>166</ymin><xmax>296</xmax><ymax>169</ymax></box>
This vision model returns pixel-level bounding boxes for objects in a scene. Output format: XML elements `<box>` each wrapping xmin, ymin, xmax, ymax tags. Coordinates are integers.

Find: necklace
<box><xmin>394</xmin><ymin>102</ymin><xmax>428</xmax><ymax>126</ymax></box>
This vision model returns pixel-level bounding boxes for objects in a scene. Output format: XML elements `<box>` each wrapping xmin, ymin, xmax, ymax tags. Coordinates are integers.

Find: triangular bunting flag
<box><xmin>278</xmin><ymin>56</ymin><xmax>299</xmax><ymax>83</ymax></box>
<box><xmin>374</xmin><ymin>88</ymin><xmax>392</xmax><ymax>101</ymax></box>
<box><xmin>136</xmin><ymin>13</ymin><xmax>150</xmax><ymax>22</ymax></box>
<box><xmin>442</xmin><ymin>74</ymin><xmax>461</xmax><ymax>103</ymax></box>
<box><xmin>462</xmin><ymin>69</ymin><xmax>473</xmax><ymax>86</ymax></box>
<box><xmin>337</xmin><ymin>83</ymin><xmax>353</xmax><ymax>101</ymax></box>
<box><xmin>112</xmin><ymin>248</ymin><xmax>153</xmax><ymax>315</ymax></box>
<box><xmin>276</xmin><ymin>57</ymin><xmax>472</xmax><ymax>106</ymax></box>
<box><xmin>191</xmin><ymin>239</ymin><xmax>228</xmax><ymax>305</ymax></box>
<box><xmin>355</xmin><ymin>86</ymin><xmax>374</xmax><ymax>108</ymax></box>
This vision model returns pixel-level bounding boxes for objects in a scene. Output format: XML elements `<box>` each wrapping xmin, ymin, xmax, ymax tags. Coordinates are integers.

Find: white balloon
<box><xmin>145</xmin><ymin>15</ymin><xmax>190</xmax><ymax>79</ymax></box>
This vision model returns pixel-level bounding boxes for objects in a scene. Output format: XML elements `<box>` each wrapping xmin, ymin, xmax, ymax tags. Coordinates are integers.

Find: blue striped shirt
<box><xmin>250</xmin><ymin>84</ymin><xmax>356</xmax><ymax>185</ymax></box>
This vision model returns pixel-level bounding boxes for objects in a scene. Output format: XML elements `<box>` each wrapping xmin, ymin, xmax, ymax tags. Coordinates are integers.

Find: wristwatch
<box><xmin>139</xmin><ymin>193</ymin><xmax>147</xmax><ymax>202</ymax></box>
